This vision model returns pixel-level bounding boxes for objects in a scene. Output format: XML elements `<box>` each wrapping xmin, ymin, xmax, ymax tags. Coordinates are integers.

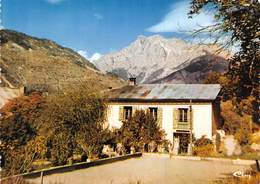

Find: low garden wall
<box><xmin>1</xmin><ymin>153</ymin><xmax>142</xmax><ymax>181</ymax></box>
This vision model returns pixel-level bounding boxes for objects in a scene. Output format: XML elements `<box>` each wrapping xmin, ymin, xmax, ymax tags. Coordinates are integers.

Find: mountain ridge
<box><xmin>0</xmin><ymin>29</ymin><xmax>124</xmax><ymax>92</ymax></box>
<box><xmin>94</xmin><ymin>35</ymin><xmax>230</xmax><ymax>84</ymax></box>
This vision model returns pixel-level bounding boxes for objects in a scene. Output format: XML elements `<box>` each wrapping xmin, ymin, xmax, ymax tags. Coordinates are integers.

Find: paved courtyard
<box><xmin>29</xmin><ymin>155</ymin><xmax>251</xmax><ymax>184</ymax></box>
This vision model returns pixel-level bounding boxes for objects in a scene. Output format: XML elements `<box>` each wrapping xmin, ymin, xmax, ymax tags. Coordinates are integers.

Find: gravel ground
<box><xmin>28</xmin><ymin>155</ymin><xmax>251</xmax><ymax>184</ymax></box>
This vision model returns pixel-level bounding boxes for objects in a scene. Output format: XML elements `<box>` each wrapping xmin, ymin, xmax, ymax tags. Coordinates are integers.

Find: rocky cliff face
<box><xmin>94</xmin><ymin>35</ymin><xmax>230</xmax><ymax>84</ymax></box>
<box><xmin>0</xmin><ymin>29</ymin><xmax>124</xmax><ymax>92</ymax></box>
<box><xmin>151</xmin><ymin>54</ymin><xmax>228</xmax><ymax>84</ymax></box>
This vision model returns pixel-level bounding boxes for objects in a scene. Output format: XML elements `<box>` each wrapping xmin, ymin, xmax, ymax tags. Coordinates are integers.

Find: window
<box><xmin>149</xmin><ymin>107</ymin><xmax>158</xmax><ymax>121</ymax></box>
<box><xmin>178</xmin><ymin>108</ymin><xmax>188</xmax><ymax>122</ymax></box>
<box><xmin>123</xmin><ymin>106</ymin><xmax>132</xmax><ymax>120</ymax></box>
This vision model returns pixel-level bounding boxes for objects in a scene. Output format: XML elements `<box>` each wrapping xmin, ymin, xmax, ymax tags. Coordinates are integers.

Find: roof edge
<box><xmin>107</xmin><ymin>98</ymin><xmax>216</xmax><ymax>103</ymax></box>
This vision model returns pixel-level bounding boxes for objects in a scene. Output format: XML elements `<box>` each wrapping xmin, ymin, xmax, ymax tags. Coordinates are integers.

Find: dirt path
<box><xmin>28</xmin><ymin>155</ymin><xmax>251</xmax><ymax>184</ymax></box>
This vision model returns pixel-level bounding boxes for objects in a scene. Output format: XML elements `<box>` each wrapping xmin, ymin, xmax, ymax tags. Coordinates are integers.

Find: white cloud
<box><xmin>146</xmin><ymin>1</ymin><xmax>215</xmax><ymax>33</ymax></box>
<box><xmin>94</xmin><ymin>13</ymin><xmax>104</xmax><ymax>20</ymax></box>
<box><xmin>45</xmin><ymin>0</ymin><xmax>65</xmax><ymax>4</ymax></box>
<box><xmin>77</xmin><ymin>50</ymin><xmax>102</xmax><ymax>62</ymax></box>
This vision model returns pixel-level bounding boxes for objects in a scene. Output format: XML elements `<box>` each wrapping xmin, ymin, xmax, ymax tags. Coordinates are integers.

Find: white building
<box><xmin>106</xmin><ymin>78</ymin><xmax>221</xmax><ymax>153</ymax></box>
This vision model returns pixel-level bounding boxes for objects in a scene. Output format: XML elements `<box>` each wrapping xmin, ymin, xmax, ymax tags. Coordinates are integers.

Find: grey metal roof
<box><xmin>108</xmin><ymin>84</ymin><xmax>221</xmax><ymax>102</ymax></box>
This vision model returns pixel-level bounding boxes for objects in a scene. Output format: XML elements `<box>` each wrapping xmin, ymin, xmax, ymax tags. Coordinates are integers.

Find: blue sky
<box><xmin>3</xmin><ymin>0</ymin><xmax>215</xmax><ymax>61</ymax></box>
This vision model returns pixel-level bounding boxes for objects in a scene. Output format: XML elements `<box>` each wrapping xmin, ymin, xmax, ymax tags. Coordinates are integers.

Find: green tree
<box><xmin>117</xmin><ymin>110</ymin><xmax>165</xmax><ymax>152</ymax></box>
<box><xmin>40</xmin><ymin>86</ymin><xmax>107</xmax><ymax>164</ymax></box>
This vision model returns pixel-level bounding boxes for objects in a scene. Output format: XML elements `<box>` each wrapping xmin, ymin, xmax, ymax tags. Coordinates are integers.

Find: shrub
<box><xmin>234</xmin><ymin>128</ymin><xmax>250</xmax><ymax>146</ymax></box>
<box><xmin>194</xmin><ymin>135</ymin><xmax>212</xmax><ymax>147</ymax></box>
<box><xmin>250</xmin><ymin>132</ymin><xmax>260</xmax><ymax>144</ymax></box>
<box><xmin>193</xmin><ymin>144</ymin><xmax>215</xmax><ymax>157</ymax></box>
<box><xmin>48</xmin><ymin>133</ymin><xmax>74</xmax><ymax>165</ymax></box>
<box><xmin>26</xmin><ymin>135</ymin><xmax>48</xmax><ymax>159</ymax></box>
<box><xmin>193</xmin><ymin>136</ymin><xmax>214</xmax><ymax>157</ymax></box>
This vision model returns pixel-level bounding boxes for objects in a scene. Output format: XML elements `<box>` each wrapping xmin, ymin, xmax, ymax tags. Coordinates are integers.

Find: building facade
<box><xmin>106</xmin><ymin>82</ymin><xmax>221</xmax><ymax>153</ymax></box>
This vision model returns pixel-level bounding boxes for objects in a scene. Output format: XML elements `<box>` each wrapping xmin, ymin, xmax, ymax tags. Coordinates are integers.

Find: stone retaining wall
<box><xmin>1</xmin><ymin>153</ymin><xmax>142</xmax><ymax>181</ymax></box>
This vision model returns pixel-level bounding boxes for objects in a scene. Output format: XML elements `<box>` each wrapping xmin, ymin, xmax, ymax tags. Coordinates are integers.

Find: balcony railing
<box><xmin>174</xmin><ymin>122</ymin><xmax>190</xmax><ymax>130</ymax></box>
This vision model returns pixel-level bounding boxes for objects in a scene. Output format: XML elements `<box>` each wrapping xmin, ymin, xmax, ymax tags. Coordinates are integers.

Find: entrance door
<box><xmin>173</xmin><ymin>132</ymin><xmax>190</xmax><ymax>154</ymax></box>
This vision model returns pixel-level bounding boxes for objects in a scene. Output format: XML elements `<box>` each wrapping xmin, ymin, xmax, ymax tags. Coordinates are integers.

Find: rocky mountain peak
<box><xmin>94</xmin><ymin>35</ymin><xmax>230</xmax><ymax>84</ymax></box>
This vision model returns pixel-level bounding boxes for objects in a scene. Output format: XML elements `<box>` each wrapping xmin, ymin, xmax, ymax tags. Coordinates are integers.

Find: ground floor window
<box><xmin>123</xmin><ymin>106</ymin><xmax>132</xmax><ymax>120</ymax></box>
<box><xmin>149</xmin><ymin>107</ymin><xmax>158</xmax><ymax>121</ymax></box>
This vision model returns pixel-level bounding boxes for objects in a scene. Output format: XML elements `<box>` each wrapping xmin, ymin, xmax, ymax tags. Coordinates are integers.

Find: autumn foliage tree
<box><xmin>0</xmin><ymin>86</ymin><xmax>109</xmax><ymax>174</ymax></box>
<box><xmin>0</xmin><ymin>92</ymin><xmax>45</xmax><ymax>147</ymax></box>
<box><xmin>0</xmin><ymin>92</ymin><xmax>45</xmax><ymax>175</ymax></box>
<box><xmin>189</xmin><ymin>0</ymin><xmax>259</xmax><ymax>125</ymax></box>
<box><xmin>204</xmin><ymin>71</ymin><xmax>234</xmax><ymax>100</ymax></box>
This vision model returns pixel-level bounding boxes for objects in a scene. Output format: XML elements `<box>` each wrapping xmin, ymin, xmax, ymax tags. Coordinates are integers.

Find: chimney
<box><xmin>128</xmin><ymin>77</ymin><xmax>137</xmax><ymax>86</ymax></box>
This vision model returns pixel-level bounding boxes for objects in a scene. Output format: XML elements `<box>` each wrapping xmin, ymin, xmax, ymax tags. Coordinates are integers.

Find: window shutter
<box><xmin>173</xmin><ymin>108</ymin><xmax>179</xmax><ymax>129</ymax></box>
<box><xmin>145</xmin><ymin>108</ymin><xmax>150</xmax><ymax>114</ymax></box>
<box><xmin>103</xmin><ymin>106</ymin><xmax>111</xmax><ymax>129</ymax></box>
<box><xmin>105</xmin><ymin>106</ymin><xmax>110</xmax><ymax>120</ymax></box>
<box><xmin>188</xmin><ymin>108</ymin><xmax>193</xmax><ymax>129</ymax></box>
<box><xmin>119</xmin><ymin>106</ymin><xmax>124</xmax><ymax>121</ymax></box>
<box><xmin>157</xmin><ymin>108</ymin><xmax>163</xmax><ymax>128</ymax></box>
<box><xmin>133</xmin><ymin>106</ymin><xmax>138</xmax><ymax>116</ymax></box>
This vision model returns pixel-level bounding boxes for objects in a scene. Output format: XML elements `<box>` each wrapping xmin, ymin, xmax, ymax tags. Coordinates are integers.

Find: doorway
<box><xmin>173</xmin><ymin>132</ymin><xmax>191</xmax><ymax>154</ymax></box>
